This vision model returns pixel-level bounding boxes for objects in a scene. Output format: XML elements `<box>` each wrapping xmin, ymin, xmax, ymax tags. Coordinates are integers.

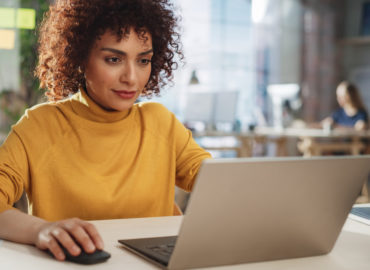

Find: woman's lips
<box><xmin>113</xmin><ymin>90</ymin><xmax>137</xmax><ymax>99</ymax></box>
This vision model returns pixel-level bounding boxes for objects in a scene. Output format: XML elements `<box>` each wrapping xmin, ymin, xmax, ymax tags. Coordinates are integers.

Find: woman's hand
<box><xmin>321</xmin><ymin>117</ymin><xmax>334</xmax><ymax>130</ymax></box>
<box><xmin>354</xmin><ymin>120</ymin><xmax>367</xmax><ymax>131</ymax></box>
<box><xmin>34</xmin><ymin>218</ymin><xmax>104</xmax><ymax>261</ymax></box>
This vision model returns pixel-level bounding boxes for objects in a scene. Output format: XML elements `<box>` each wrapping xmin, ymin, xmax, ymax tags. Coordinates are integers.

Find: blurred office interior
<box><xmin>156</xmin><ymin>0</ymin><xmax>370</xmax><ymax>128</ymax></box>
<box><xmin>1</xmin><ymin>0</ymin><xmax>370</xmax><ymax>159</ymax></box>
<box><xmin>0</xmin><ymin>0</ymin><xmax>369</xmax><ymax>131</ymax></box>
<box><xmin>1</xmin><ymin>0</ymin><xmax>370</xmax><ymax>206</ymax></box>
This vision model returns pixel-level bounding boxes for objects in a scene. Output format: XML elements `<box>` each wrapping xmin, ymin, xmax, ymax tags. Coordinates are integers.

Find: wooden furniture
<box><xmin>1</xmin><ymin>215</ymin><xmax>370</xmax><ymax>269</ymax></box>
<box><xmin>193</xmin><ymin>127</ymin><xmax>370</xmax><ymax>158</ymax></box>
<box><xmin>254</xmin><ymin>127</ymin><xmax>370</xmax><ymax>157</ymax></box>
<box><xmin>193</xmin><ymin>127</ymin><xmax>370</xmax><ymax>203</ymax></box>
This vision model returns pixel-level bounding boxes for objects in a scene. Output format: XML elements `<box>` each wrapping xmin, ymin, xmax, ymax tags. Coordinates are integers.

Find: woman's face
<box><xmin>336</xmin><ymin>85</ymin><xmax>350</xmax><ymax>108</ymax></box>
<box><xmin>84</xmin><ymin>28</ymin><xmax>153</xmax><ymax>112</ymax></box>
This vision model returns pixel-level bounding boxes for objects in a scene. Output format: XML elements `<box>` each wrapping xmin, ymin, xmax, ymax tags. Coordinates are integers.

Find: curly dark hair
<box><xmin>36</xmin><ymin>0</ymin><xmax>183</xmax><ymax>101</ymax></box>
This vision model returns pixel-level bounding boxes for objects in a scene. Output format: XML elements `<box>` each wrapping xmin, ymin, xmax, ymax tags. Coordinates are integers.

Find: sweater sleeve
<box><xmin>173</xmin><ymin>117</ymin><xmax>211</xmax><ymax>192</ymax></box>
<box><xmin>136</xmin><ymin>102</ymin><xmax>212</xmax><ymax>193</ymax></box>
<box><xmin>0</xmin><ymin>129</ymin><xmax>29</xmax><ymax>213</ymax></box>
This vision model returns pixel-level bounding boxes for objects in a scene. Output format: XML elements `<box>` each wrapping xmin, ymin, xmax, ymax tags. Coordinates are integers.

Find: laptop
<box><xmin>350</xmin><ymin>204</ymin><xmax>370</xmax><ymax>225</ymax></box>
<box><xmin>118</xmin><ymin>155</ymin><xmax>370</xmax><ymax>269</ymax></box>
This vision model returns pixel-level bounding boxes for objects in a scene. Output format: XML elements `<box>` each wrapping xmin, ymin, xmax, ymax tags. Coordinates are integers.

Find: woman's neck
<box><xmin>343</xmin><ymin>104</ymin><xmax>358</xmax><ymax>116</ymax></box>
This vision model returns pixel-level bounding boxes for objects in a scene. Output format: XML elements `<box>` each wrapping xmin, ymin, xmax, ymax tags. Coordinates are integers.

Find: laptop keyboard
<box><xmin>118</xmin><ymin>236</ymin><xmax>177</xmax><ymax>266</ymax></box>
<box><xmin>147</xmin><ymin>243</ymin><xmax>175</xmax><ymax>258</ymax></box>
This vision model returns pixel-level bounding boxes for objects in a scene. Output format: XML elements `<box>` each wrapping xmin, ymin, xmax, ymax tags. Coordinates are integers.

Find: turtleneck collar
<box><xmin>69</xmin><ymin>87</ymin><xmax>132</xmax><ymax>123</ymax></box>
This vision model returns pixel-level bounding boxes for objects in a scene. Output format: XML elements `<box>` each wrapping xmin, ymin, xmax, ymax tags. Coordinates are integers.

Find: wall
<box><xmin>0</xmin><ymin>0</ymin><xmax>20</xmax><ymax>92</ymax></box>
<box><xmin>342</xmin><ymin>0</ymin><xmax>370</xmax><ymax>113</ymax></box>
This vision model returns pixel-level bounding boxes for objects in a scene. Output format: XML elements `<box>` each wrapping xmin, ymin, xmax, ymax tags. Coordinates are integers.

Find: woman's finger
<box><xmin>62</xmin><ymin>220</ymin><xmax>96</xmax><ymax>253</ymax></box>
<box><xmin>45</xmin><ymin>235</ymin><xmax>65</xmax><ymax>261</ymax></box>
<box><xmin>50</xmin><ymin>227</ymin><xmax>81</xmax><ymax>256</ymax></box>
<box><xmin>80</xmin><ymin>222</ymin><xmax>104</xmax><ymax>250</ymax></box>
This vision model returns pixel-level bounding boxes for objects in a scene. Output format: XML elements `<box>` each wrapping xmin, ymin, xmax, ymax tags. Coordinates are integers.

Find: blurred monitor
<box><xmin>184</xmin><ymin>91</ymin><xmax>239</xmax><ymax>130</ymax></box>
<box><xmin>184</xmin><ymin>92</ymin><xmax>215</xmax><ymax>123</ymax></box>
<box><xmin>267</xmin><ymin>84</ymin><xmax>300</xmax><ymax>127</ymax></box>
<box><xmin>213</xmin><ymin>91</ymin><xmax>239</xmax><ymax>123</ymax></box>
<box><xmin>267</xmin><ymin>84</ymin><xmax>300</xmax><ymax>100</ymax></box>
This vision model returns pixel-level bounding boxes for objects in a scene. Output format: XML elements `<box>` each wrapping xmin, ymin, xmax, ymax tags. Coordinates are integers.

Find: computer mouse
<box><xmin>47</xmin><ymin>244</ymin><xmax>111</xmax><ymax>264</ymax></box>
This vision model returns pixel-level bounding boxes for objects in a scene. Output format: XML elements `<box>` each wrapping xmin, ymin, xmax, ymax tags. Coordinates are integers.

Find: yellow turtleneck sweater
<box><xmin>0</xmin><ymin>90</ymin><xmax>211</xmax><ymax>221</ymax></box>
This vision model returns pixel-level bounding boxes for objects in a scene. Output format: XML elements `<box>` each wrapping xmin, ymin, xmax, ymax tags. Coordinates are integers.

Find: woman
<box><xmin>0</xmin><ymin>0</ymin><xmax>211</xmax><ymax>261</ymax></box>
<box><xmin>322</xmin><ymin>81</ymin><xmax>368</xmax><ymax>130</ymax></box>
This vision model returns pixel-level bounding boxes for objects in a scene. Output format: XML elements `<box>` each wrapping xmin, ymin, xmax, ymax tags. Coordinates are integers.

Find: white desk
<box><xmin>1</xmin><ymin>216</ymin><xmax>370</xmax><ymax>269</ymax></box>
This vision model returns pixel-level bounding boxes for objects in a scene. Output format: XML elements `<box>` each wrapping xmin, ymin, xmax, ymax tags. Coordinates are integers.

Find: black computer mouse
<box><xmin>47</xmin><ymin>244</ymin><xmax>111</xmax><ymax>264</ymax></box>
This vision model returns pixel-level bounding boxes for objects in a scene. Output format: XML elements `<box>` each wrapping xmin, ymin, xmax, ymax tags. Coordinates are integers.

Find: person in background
<box><xmin>0</xmin><ymin>0</ymin><xmax>211</xmax><ymax>262</ymax></box>
<box><xmin>321</xmin><ymin>81</ymin><xmax>369</xmax><ymax>131</ymax></box>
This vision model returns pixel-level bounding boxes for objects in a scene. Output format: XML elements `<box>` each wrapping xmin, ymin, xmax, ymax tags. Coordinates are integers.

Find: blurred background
<box><xmin>1</xmin><ymin>0</ymin><xmax>369</xmax><ymax>131</ymax></box>
<box><xmin>0</xmin><ymin>0</ymin><xmax>370</xmax><ymax>150</ymax></box>
<box><xmin>154</xmin><ymin>0</ymin><xmax>370</xmax><ymax>130</ymax></box>
<box><xmin>1</xmin><ymin>0</ymin><xmax>370</xmax><ymax>205</ymax></box>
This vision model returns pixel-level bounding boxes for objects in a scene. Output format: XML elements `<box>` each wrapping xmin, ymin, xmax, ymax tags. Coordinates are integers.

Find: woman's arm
<box><xmin>354</xmin><ymin>120</ymin><xmax>367</xmax><ymax>131</ymax></box>
<box><xmin>320</xmin><ymin>116</ymin><xmax>334</xmax><ymax>129</ymax></box>
<box><xmin>0</xmin><ymin>209</ymin><xmax>104</xmax><ymax>261</ymax></box>
<box><xmin>0</xmin><ymin>123</ymin><xmax>103</xmax><ymax>261</ymax></box>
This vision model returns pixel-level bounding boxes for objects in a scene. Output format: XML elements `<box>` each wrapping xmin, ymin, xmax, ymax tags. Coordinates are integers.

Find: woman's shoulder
<box><xmin>134</xmin><ymin>102</ymin><xmax>180</xmax><ymax>135</ymax></box>
<box><xmin>13</xmin><ymin>100</ymin><xmax>70</xmax><ymax>133</ymax></box>
<box><xmin>357</xmin><ymin>109</ymin><xmax>369</xmax><ymax>119</ymax></box>
<box><xmin>332</xmin><ymin>107</ymin><xmax>345</xmax><ymax>119</ymax></box>
<box><xmin>136</xmin><ymin>101</ymin><xmax>173</xmax><ymax>118</ymax></box>
<box><xmin>20</xmin><ymin>101</ymin><xmax>62</xmax><ymax>121</ymax></box>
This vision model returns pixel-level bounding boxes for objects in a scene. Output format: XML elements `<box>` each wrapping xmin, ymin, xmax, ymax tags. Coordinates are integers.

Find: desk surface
<box><xmin>194</xmin><ymin>127</ymin><xmax>370</xmax><ymax>139</ymax></box>
<box><xmin>256</xmin><ymin>126</ymin><xmax>370</xmax><ymax>138</ymax></box>
<box><xmin>1</xmin><ymin>215</ymin><xmax>370</xmax><ymax>270</ymax></box>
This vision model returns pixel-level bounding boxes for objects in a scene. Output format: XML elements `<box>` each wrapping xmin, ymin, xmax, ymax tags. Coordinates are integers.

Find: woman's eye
<box><xmin>106</xmin><ymin>57</ymin><xmax>121</xmax><ymax>63</ymax></box>
<box><xmin>139</xmin><ymin>59</ymin><xmax>152</xmax><ymax>65</ymax></box>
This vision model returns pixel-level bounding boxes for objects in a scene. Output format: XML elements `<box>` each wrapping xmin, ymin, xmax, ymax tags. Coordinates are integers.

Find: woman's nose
<box><xmin>119</xmin><ymin>62</ymin><xmax>136</xmax><ymax>86</ymax></box>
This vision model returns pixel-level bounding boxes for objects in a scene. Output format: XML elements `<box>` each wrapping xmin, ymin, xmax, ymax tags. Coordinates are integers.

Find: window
<box><xmin>151</xmin><ymin>0</ymin><xmax>303</xmax><ymax>130</ymax></box>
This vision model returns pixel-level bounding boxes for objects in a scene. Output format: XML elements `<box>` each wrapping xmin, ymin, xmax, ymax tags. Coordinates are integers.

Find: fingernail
<box><xmin>58</xmin><ymin>252</ymin><xmax>65</xmax><ymax>260</ymax></box>
<box><xmin>72</xmin><ymin>246</ymin><xmax>81</xmax><ymax>254</ymax></box>
<box><xmin>87</xmin><ymin>243</ymin><xmax>95</xmax><ymax>252</ymax></box>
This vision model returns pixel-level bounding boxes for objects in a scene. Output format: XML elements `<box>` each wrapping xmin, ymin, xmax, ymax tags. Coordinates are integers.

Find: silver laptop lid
<box><xmin>169</xmin><ymin>156</ymin><xmax>370</xmax><ymax>269</ymax></box>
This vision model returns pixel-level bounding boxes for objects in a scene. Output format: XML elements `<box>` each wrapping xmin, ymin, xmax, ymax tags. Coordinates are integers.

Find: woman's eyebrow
<box><xmin>100</xmin><ymin>48</ymin><xmax>153</xmax><ymax>56</ymax></box>
<box><xmin>138</xmin><ymin>49</ymin><xmax>154</xmax><ymax>56</ymax></box>
<box><xmin>100</xmin><ymin>48</ymin><xmax>125</xmax><ymax>55</ymax></box>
